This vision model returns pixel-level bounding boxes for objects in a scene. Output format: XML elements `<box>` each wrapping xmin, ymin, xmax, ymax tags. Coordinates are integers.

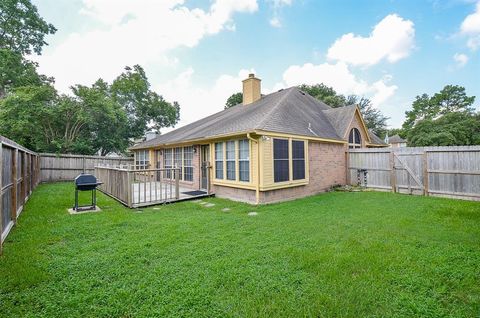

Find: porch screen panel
<box><xmin>292</xmin><ymin>140</ymin><xmax>305</xmax><ymax>180</ymax></box>
<box><xmin>174</xmin><ymin>147</ymin><xmax>183</xmax><ymax>180</ymax></box>
<box><xmin>164</xmin><ymin>148</ymin><xmax>172</xmax><ymax>178</ymax></box>
<box><xmin>215</xmin><ymin>143</ymin><xmax>224</xmax><ymax>179</ymax></box>
<box><xmin>273</xmin><ymin>139</ymin><xmax>289</xmax><ymax>182</ymax></box>
<box><xmin>226</xmin><ymin>141</ymin><xmax>236</xmax><ymax>181</ymax></box>
<box><xmin>238</xmin><ymin>139</ymin><xmax>250</xmax><ymax>182</ymax></box>
<box><xmin>183</xmin><ymin>146</ymin><xmax>193</xmax><ymax>181</ymax></box>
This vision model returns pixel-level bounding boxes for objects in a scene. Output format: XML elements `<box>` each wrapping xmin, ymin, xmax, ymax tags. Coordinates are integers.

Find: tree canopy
<box><xmin>402</xmin><ymin>85</ymin><xmax>478</xmax><ymax>146</ymax></box>
<box><xmin>225</xmin><ymin>92</ymin><xmax>243</xmax><ymax>109</ymax></box>
<box><xmin>0</xmin><ymin>66</ymin><xmax>180</xmax><ymax>155</ymax></box>
<box><xmin>0</xmin><ymin>0</ymin><xmax>56</xmax><ymax>55</ymax></box>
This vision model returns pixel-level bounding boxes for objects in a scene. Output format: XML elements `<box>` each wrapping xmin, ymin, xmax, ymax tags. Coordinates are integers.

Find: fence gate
<box><xmin>347</xmin><ymin>146</ymin><xmax>480</xmax><ymax>201</ymax></box>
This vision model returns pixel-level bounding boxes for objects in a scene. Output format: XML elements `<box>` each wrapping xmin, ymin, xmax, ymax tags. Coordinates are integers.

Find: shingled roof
<box><xmin>389</xmin><ymin>135</ymin><xmax>406</xmax><ymax>144</ymax></box>
<box><xmin>131</xmin><ymin>87</ymin><xmax>382</xmax><ymax>150</ymax></box>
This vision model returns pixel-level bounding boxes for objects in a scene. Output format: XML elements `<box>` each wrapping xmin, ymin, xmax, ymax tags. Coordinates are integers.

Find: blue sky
<box><xmin>32</xmin><ymin>0</ymin><xmax>480</xmax><ymax>129</ymax></box>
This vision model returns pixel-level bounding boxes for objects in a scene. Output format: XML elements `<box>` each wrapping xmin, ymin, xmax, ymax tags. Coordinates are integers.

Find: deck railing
<box><xmin>95</xmin><ymin>165</ymin><xmax>181</xmax><ymax>208</ymax></box>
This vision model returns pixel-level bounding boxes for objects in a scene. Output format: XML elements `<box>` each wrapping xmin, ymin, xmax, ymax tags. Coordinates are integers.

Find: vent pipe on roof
<box><xmin>242</xmin><ymin>73</ymin><xmax>261</xmax><ymax>105</ymax></box>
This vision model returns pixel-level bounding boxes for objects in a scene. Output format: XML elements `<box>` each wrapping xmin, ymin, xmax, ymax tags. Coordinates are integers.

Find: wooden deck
<box><xmin>132</xmin><ymin>182</ymin><xmax>210</xmax><ymax>207</ymax></box>
<box><xmin>95</xmin><ymin>165</ymin><xmax>212</xmax><ymax>208</ymax></box>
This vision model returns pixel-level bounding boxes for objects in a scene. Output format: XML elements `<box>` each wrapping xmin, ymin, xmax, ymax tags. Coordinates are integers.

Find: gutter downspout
<box><xmin>247</xmin><ymin>133</ymin><xmax>260</xmax><ymax>205</ymax></box>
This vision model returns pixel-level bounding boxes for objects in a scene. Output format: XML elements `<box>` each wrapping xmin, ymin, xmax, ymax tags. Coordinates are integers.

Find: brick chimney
<box><xmin>242</xmin><ymin>73</ymin><xmax>261</xmax><ymax>105</ymax></box>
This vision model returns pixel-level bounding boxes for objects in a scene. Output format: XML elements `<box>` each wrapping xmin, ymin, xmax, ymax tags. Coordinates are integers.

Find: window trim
<box><xmin>272</xmin><ymin>138</ymin><xmax>307</xmax><ymax>184</ymax></box>
<box><xmin>348</xmin><ymin>128</ymin><xmax>362</xmax><ymax>149</ymax></box>
<box><xmin>213</xmin><ymin>138</ymin><xmax>252</xmax><ymax>184</ymax></box>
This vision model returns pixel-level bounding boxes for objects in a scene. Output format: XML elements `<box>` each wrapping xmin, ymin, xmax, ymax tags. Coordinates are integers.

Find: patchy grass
<box><xmin>1</xmin><ymin>183</ymin><xmax>480</xmax><ymax>317</ymax></box>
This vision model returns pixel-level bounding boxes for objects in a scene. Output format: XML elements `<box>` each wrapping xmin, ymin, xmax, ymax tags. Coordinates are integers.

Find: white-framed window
<box><xmin>226</xmin><ymin>141</ymin><xmax>236</xmax><ymax>181</ymax></box>
<box><xmin>135</xmin><ymin>150</ymin><xmax>150</xmax><ymax>170</ymax></box>
<box><xmin>214</xmin><ymin>139</ymin><xmax>251</xmax><ymax>183</ymax></box>
<box><xmin>162</xmin><ymin>146</ymin><xmax>195</xmax><ymax>181</ymax></box>
<box><xmin>238</xmin><ymin>139</ymin><xmax>250</xmax><ymax>182</ymax></box>
<box><xmin>349</xmin><ymin>128</ymin><xmax>362</xmax><ymax>149</ymax></box>
<box><xmin>183</xmin><ymin>146</ymin><xmax>193</xmax><ymax>181</ymax></box>
<box><xmin>215</xmin><ymin>142</ymin><xmax>224</xmax><ymax>179</ymax></box>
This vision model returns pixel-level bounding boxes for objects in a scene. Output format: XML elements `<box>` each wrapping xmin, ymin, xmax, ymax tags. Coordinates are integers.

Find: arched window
<box><xmin>348</xmin><ymin>128</ymin><xmax>362</xmax><ymax>149</ymax></box>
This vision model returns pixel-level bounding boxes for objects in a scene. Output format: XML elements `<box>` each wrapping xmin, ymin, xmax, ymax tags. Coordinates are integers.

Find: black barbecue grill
<box><xmin>73</xmin><ymin>173</ymin><xmax>103</xmax><ymax>211</ymax></box>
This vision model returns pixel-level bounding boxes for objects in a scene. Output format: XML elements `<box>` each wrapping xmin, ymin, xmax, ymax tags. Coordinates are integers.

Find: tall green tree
<box><xmin>225</xmin><ymin>92</ymin><xmax>243</xmax><ymax>109</ymax></box>
<box><xmin>299</xmin><ymin>84</ymin><xmax>346</xmax><ymax>107</ymax></box>
<box><xmin>111</xmin><ymin>65</ymin><xmax>180</xmax><ymax>141</ymax></box>
<box><xmin>407</xmin><ymin>112</ymin><xmax>480</xmax><ymax>146</ymax></box>
<box><xmin>0</xmin><ymin>0</ymin><xmax>56</xmax><ymax>55</ymax></box>
<box><xmin>403</xmin><ymin>85</ymin><xmax>475</xmax><ymax>130</ymax></box>
<box><xmin>0</xmin><ymin>48</ymin><xmax>53</xmax><ymax>98</ymax></box>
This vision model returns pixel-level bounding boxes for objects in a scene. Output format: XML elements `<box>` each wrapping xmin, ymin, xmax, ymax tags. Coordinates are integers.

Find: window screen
<box><xmin>226</xmin><ymin>141</ymin><xmax>236</xmax><ymax>181</ymax></box>
<box><xmin>164</xmin><ymin>148</ymin><xmax>172</xmax><ymax>178</ymax></box>
<box><xmin>183</xmin><ymin>146</ymin><xmax>193</xmax><ymax>181</ymax></box>
<box><xmin>292</xmin><ymin>140</ymin><xmax>305</xmax><ymax>180</ymax></box>
<box><xmin>238</xmin><ymin>139</ymin><xmax>250</xmax><ymax>182</ymax></box>
<box><xmin>273</xmin><ymin>139</ymin><xmax>289</xmax><ymax>182</ymax></box>
<box><xmin>174</xmin><ymin>147</ymin><xmax>183</xmax><ymax>180</ymax></box>
<box><xmin>215</xmin><ymin>142</ymin><xmax>224</xmax><ymax>179</ymax></box>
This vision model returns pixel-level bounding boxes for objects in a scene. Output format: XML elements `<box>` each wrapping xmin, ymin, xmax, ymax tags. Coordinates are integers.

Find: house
<box><xmin>130</xmin><ymin>74</ymin><xmax>387</xmax><ymax>204</ymax></box>
<box><xmin>388</xmin><ymin>135</ymin><xmax>407</xmax><ymax>148</ymax></box>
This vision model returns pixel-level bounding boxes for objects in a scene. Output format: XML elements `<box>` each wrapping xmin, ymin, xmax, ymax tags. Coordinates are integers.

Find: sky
<box><xmin>31</xmin><ymin>0</ymin><xmax>480</xmax><ymax>131</ymax></box>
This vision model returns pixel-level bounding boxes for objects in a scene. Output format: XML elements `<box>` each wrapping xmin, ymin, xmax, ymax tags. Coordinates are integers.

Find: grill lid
<box><xmin>75</xmin><ymin>173</ymin><xmax>97</xmax><ymax>185</ymax></box>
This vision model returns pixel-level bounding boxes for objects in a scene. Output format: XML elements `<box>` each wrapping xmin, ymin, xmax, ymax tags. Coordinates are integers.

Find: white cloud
<box><xmin>453</xmin><ymin>53</ymin><xmax>469</xmax><ymax>67</ymax></box>
<box><xmin>34</xmin><ymin>0</ymin><xmax>258</xmax><ymax>92</ymax></box>
<box><xmin>267</xmin><ymin>0</ymin><xmax>292</xmax><ymax>28</ymax></box>
<box><xmin>269</xmin><ymin>17</ymin><xmax>282</xmax><ymax>28</ymax></box>
<box><xmin>461</xmin><ymin>1</ymin><xmax>480</xmax><ymax>50</ymax></box>
<box><xmin>278</xmin><ymin>62</ymin><xmax>397</xmax><ymax>107</ymax></box>
<box><xmin>156</xmin><ymin>68</ymin><xmax>255</xmax><ymax>131</ymax></box>
<box><xmin>327</xmin><ymin>14</ymin><xmax>415</xmax><ymax>66</ymax></box>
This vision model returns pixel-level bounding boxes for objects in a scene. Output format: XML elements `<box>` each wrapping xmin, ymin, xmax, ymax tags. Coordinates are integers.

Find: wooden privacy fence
<box><xmin>348</xmin><ymin>146</ymin><xmax>480</xmax><ymax>201</ymax></box>
<box><xmin>95</xmin><ymin>165</ymin><xmax>181</xmax><ymax>208</ymax></box>
<box><xmin>40</xmin><ymin>153</ymin><xmax>133</xmax><ymax>182</ymax></box>
<box><xmin>1</xmin><ymin>136</ymin><xmax>40</xmax><ymax>254</ymax></box>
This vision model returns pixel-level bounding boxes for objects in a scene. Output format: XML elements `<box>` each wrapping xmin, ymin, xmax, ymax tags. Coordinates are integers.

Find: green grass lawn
<box><xmin>1</xmin><ymin>183</ymin><xmax>480</xmax><ymax>317</ymax></box>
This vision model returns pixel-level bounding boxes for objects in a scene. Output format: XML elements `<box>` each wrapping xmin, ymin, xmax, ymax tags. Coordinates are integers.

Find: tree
<box><xmin>299</xmin><ymin>84</ymin><xmax>389</xmax><ymax>136</ymax></box>
<box><xmin>0</xmin><ymin>48</ymin><xmax>53</xmax><ymax>98</ymax></box>
<box><xmin>0</xmin><ymin>0</ymin><xmax>56</xmax><ymax>55</ymax></box>
<box><xmin>110</xmin><ymin>65</ymin><xmax>180</xmax><ymax>141</ymax></box>
<box><xmin>299</xmin><ymin>84</ymin><xmax>346</xmax><ymax>107</ymax></box>
<box><xmin>403</xmin><ymin>85</ymin><xmax>475</xmax><ymax>130</ymax></box>
<box><xmin>407</xmin><ymin>112</ymin><xmax>480</xmax><ymax>146</ymax></box>
<box><xmin>72</xmin><ymin>80</ymin><xmax>129</xmax><ymax>156</ymax></box>
<box><xmin>225</xmin><ymin>92</ymin><xmax>243</xmax><ymax>109</ymax></box>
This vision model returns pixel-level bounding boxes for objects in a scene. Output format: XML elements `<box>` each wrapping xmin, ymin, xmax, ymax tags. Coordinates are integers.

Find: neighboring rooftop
<box><xmin>389</xmin><ymin>135</ymin><xmax>406</xmax><ymax>144</ymax></box>
<box><xmin>368</xmin><ymin>130</ymin><xmax>387</xmax><ymax>146</ymax></box>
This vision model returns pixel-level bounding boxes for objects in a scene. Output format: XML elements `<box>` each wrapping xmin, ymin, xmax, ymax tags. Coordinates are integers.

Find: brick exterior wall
<box><xmin>213</xmin><ymin>141</ymin><xmax>346</xmax><ymax>204</ymax></box>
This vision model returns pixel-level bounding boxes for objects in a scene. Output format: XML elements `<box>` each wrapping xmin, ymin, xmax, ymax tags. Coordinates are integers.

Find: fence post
<box><xmin>345</xmin><ymin>151</ymin><xmax>350</xmax><ymax>185</ymax></box>
<box><xmin>423</xmin><ymin>151</ymin><xmax>429</xmax><ymax>196</ymax></box>
<box><xmin>0</xmin><ymin>142</ymin><xmax>3</xmax><ymax>255</ymax></box>
<box><xmin>12</xmin><ymin>149</ymin><xmax>18</xmax><ymax>224</ymax></box>
<box><xmin>390</xmin><ymin>150</ymin><xmax>396</xmax><ymax>193</ymax></box>
<box><xmin>127</xmin><ymin>170</ymin><xmax>133</xmax><ymax>208</ymax></box>
<box><xmin>82</xmin><ymin>156</ymin><xmax>86</xmax><ymax>173</ymax></box>
<box><xmin>175</xmin><ymin>167</ymin><xmax>180</xmax><ymax>200</ymax></box>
